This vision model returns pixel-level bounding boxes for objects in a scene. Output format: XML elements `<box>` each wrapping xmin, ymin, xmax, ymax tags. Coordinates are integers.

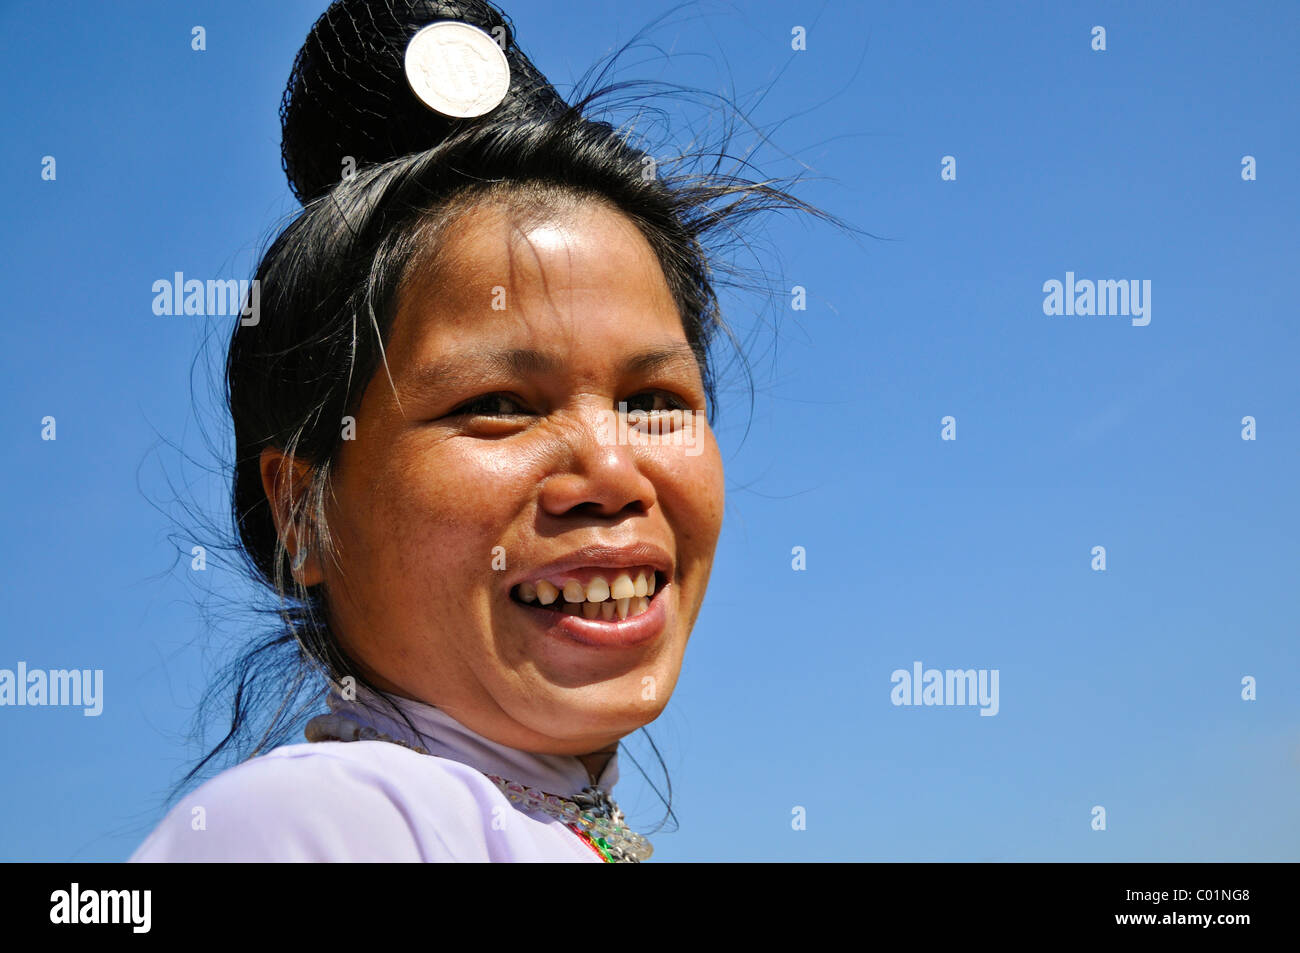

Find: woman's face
<box><xmin>300</xmin><ymin>198</ymin><xmax>724</xmax><ymax>756</ymax></box>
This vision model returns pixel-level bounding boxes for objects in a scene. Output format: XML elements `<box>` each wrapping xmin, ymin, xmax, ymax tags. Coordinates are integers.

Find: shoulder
<box><xmin>130</xmin><ymin>741</ymin><xmax>502</xmax><ymax>862</ymax></box>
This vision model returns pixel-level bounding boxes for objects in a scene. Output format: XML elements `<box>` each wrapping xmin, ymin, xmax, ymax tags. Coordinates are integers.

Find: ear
<box><xmin>259</xmin><ymin>447</ymin><xmax>325</xmax><ymax>586</ymax></box>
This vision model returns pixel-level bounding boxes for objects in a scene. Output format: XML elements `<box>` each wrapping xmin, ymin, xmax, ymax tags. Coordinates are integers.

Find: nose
<box><xmin>537</xmin><ymin>406</ymin><xmax>657</xmax><ymax>520</ymax></box>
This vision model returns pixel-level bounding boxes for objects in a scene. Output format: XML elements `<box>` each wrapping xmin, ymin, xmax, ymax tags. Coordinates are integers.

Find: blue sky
<box><xmin>1</xmin><ymin>0</ymin><xmax>1296</xmax><ymax>861</ymax></box>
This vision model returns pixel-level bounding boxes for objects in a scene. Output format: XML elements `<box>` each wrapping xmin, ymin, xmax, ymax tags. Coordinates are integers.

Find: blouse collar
<box><xmin>310</xmin><ymin>682</ymin><xmax>620</xmax><ymax>798</ymax></box>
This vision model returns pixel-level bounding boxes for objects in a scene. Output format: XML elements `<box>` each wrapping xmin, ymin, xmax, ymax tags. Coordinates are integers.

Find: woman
<box><xmin>132</xmin><ymin>0</ymin><xmax>828</xmax><ymax>862</ymax></box>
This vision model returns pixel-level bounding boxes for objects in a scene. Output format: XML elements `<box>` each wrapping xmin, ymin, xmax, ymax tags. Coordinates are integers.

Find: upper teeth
<box><xmin>516</xmin><ymin>570</ymin><xmax>657</xmax><ymax>619</ymax></box>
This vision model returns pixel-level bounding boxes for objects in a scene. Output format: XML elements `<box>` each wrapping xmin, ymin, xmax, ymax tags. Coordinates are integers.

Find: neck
<box><xmin>328</xmin><ymin>683</ymin><xmax>623</xmax><ymax>796</ymax></box>
<box><xmin>577</xmin><ymin>746</ymin><xmax>618</xmax><ymax>785</ymax></box>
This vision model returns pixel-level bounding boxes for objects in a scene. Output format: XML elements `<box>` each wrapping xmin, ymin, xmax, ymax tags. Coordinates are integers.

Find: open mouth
<box><xmin>510</xmin><ymin>568</ymin><xmax>664</xmax><ymax>622</ymax></box>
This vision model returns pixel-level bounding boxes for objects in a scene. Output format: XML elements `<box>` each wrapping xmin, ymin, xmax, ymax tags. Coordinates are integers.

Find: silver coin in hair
<box><xmin>404</xmin><ymin>21</ymin><xmax>511</xmax><ymax>118</ymax></box>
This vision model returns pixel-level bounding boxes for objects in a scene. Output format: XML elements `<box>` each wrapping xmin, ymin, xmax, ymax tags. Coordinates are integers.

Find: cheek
<box><xmin>363</xmin><ymin>438</ymin><xmax>539</xmax><ymax>568</ymax></box>
<box><xmin>648</xmin><ymin>435</ymin><xmax>725</xmax><ymax>553</ymax></box>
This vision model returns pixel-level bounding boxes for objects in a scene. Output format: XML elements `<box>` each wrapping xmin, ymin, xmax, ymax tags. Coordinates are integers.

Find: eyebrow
<box><xmin>403</xmin><ymin>343</ymin><xmax>701</xmax><ymax>399</ymax></box>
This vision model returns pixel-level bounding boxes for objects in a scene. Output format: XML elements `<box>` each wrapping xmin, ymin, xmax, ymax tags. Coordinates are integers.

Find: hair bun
<box><xmin>280</xmin><ymin>0</ymin><xmax>566</xmax><ymax>204</ymax></box>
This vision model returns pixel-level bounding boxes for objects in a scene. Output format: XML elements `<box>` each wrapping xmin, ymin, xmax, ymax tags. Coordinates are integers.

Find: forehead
<box><xmin>388</xmin><ymin>198</ymin><xmax>683</xmax><ymax>363</ymax></box>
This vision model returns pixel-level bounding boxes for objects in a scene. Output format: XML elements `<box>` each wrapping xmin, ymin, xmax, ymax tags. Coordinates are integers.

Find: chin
<box><xmin>524</xmin><ymin>686</ymin><xmax>672</xmax><ymax>752</ymax></box>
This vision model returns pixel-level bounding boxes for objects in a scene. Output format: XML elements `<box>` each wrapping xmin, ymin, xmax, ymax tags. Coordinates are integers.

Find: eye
<box><xmin>623</xmin><ymin>391</ymin><xmax>690</xmax><ymax>415</ymax></box>
<box><xmin>451</xmin><ymin>393</ymin><xmax>530</xmax><ymax>417</ymax></box>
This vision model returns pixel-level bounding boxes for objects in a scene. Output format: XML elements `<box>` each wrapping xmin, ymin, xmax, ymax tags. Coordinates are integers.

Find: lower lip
<box><xmin>513</xmin><ymin>587</ymin><xmax>669</xmax><ymax>648</ymax></box>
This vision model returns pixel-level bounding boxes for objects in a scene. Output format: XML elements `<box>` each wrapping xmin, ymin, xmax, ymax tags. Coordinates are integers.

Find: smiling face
<box><xmin>294</xmin><ymin>196</ymin><xmax>724</xmax><ymax>757</ymax></box>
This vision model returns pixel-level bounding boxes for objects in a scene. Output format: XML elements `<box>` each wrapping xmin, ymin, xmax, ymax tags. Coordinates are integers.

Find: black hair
<box><xmin>179</xmin><ymin>0</ymin><xmax>849</xmax><ymax>829</ymax></box>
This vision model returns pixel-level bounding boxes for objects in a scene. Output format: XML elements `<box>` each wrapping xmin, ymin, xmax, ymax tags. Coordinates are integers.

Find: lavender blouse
<box><xmin>130</xmin><ymin>686</ymin><xmax>616</xmax><ymax>862</ymax></box>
